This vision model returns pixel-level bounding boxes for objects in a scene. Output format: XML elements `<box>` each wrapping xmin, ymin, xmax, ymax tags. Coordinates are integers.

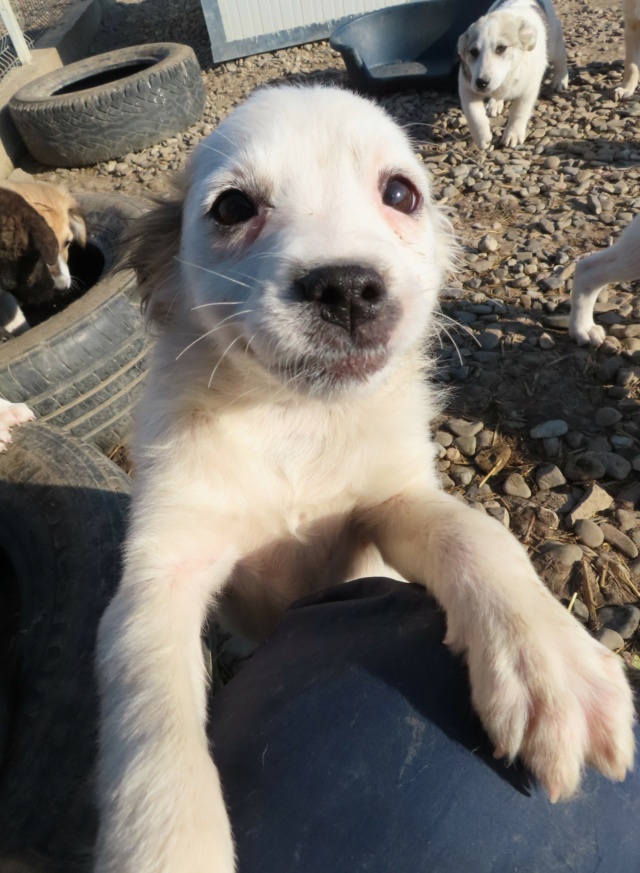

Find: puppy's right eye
<box><xmin>210</xmin><ymin>190</ymin><xmax>257</xmax><ymax>226</ymax></box>
<box><xmin>469</xmin><ymin>47</ymin><xmax>480</xmax><ymax>59</ymax></box>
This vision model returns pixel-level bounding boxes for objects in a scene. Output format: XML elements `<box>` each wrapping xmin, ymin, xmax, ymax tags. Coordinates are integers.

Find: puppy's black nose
<box><xmin>475</xmin><ymin>77</ymin><xmax>489</xmax><ymax>91</ymax></box>
<box><xmin>295</xmin><ymin>265</ymin><xmax>387</xmax><ymax>333</ymax></box>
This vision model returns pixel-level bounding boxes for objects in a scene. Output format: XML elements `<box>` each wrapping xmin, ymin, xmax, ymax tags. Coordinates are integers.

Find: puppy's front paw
<box><xmin>0</xmin><ymin>399</ymin><xmax>35</xmax><ymax>451</ymax></box>
<box><xmin>552</xmin><ymin>74</ymin><xmax>568</xmax><ymax>92</ymax></box>
<box><xmin>473</xmin><ymin>129</ymin><xmax>493</xmax><ymax>151</ymax></box>
<box><xmin>569</xmin><ymin>320</ymin><xmax>606</xmax><ymax>347</ymax></box>
<box><xmin>501</xmin><ymin>125</ymin><xmax>527</xmax><ymax>148</ymax></box>
<box><xmin>614</xmin><ymin>85</ymin><xmax>635</xmax><ymax>102</ymax></box>
<box><xmin>469</xmin><ymin>606</ymin><xmax>635</xmax><ymax>801</ymax></box>
<box><xmin>486</xmin><ymin>98</ymin><xmax>504</xmax><ymax>117</ymax></box>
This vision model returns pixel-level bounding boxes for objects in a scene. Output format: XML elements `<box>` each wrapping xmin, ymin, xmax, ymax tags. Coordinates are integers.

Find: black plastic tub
<box><xmin>330</xmin><ymin>0</ymin><xmax>493</xmax><ymax>94</ymax></box>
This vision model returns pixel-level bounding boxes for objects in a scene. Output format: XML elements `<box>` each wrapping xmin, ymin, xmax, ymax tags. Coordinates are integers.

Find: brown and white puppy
<box><xmin>458</xmin><ymin>0</ymin><xmax>569</xmax><ymax>149</ymax></box>
<box><xmin>615</xmin><ymin>0</ymin><xmax>640</xmax><ymax>101</ymax></box>
<box><xmin>1</xmin><ymin>180</ymin><xmax>86</xmax><ymax>295</ymax></box>
<box><xmin>95</xmin><ymin>85</ymin><xmax>634</xmax><ymax>873</ymax></box>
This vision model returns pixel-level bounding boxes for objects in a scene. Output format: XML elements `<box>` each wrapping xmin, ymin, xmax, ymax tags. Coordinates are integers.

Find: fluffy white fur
<box><xmin>95</xmin><ymin>85</ymin><xmax>635</xmax><ymax>873</ymax></box>
<box><xmin>615</xmin><ymin>0</ymin><xmax>640</xmax><ymax>101</ymax></box>
<box><xmin>458</xmin><ymin>0</ymin><xmax>569</xmax><ymax>150</ymax></box>
<box><xmin>570</xmin><ymin>212</ymin><xmax>640</xmax><ymax>346</ymax></box>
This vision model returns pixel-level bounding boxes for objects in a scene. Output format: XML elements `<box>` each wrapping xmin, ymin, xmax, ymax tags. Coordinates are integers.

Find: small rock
<box><xmin>478</xmin><ymin>234</ymin><xmax>499</xmax><ymax>253</ymax></box>
<box><xmin>542</xmin><ymin>542</ymin><xmax>584</xmax><ymax>566</ymax></box>
<box><xmin>487</xmin><ymin>506</ymin><xmax>510</xmax><ymax>528</ymax></box>
<box><xmin>530</xmin><ymin>419</ymin><xmax>569</xmax><ymax>439</ymax></box>
<box><xmin>434</xmin><ymin>430</ymin><xmax>453</xmax><ymax>447</ymax></box>
<box><xmin>538</xmin><ymin>332</ymin><xmax>555</xmax><ymax>350</ymax></box>
<box><xmin>536</xmin><ymin>464</ymin><xmax>567</xmax><ymax>490</ymax></box>
<box><xmin>563</xmin><ymin>452</ymin><xmax>606</xmax><ymax>481</ymax></box>
<box><xmin>595</xmin><ymin>628</ymin><xmax>624</xmax><ymax>651</ymax></box>
<box><xmin>479</xmin><ymin>329</ymin><xmax>503</xmax><ymax>351</ymax></box>
<box><xmin>569</xmin><ymin>597</ymin><xmax>589</xmax><ymax>623</ymax></box>
<box><xmin>454</xmin><ymin>435</ymin><xmax>477</xmax><ymax>456</ymax></box>
<box><xmin>594</xmin><ymin>406</ymin><xmax>623</xmax><ymax>427</ymax></box>
<box><xmin>597</xmin><ymin>605</ymin><xmax>640</xmax><ymax>640</ymax></box>
<box><xmin>599</xmin><ymin>452</ymin><xmax>632</xmax><ymax>480</ymax></box>
<box><xmin>566</xmin><ymin>483</ymin><xmax>613</xmax><ymax>525</ymax></box>
<box><xmin>599</xmin><ymin>523</ymin><xmax>639</xmax><ymax>559</ymax></box>
<box><xmin>574</xmin><ymin>517</ymin><xmax>604</xmax><ymax>547</ymax></box>
<box><xmin>448</xmin><ymin>418</ymin><xmax>484</xmax><ymax>438</ymax></box>
<box><xmin>543</xmin><ymin>436</ymin><xmax>562</xmax><ymax>457</ymax></box>
<box><xmin>503</xmin><ymin>472</ymin><xmax>531</xmax><ymax>498</ymax></box>
<box><xmin>450</xmin><ymin>465</ymin><xmax>474</xmax><ymax>486</ymax></box>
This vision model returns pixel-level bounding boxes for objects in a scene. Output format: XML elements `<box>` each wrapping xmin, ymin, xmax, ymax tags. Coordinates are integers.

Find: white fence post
<box><xmin>0</xmin><ymin>0</ymin><xmax>31</xmax><ymax>66</ymax></box>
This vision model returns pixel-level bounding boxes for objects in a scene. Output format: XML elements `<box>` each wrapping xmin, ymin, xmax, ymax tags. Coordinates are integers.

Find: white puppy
<box><xmin>570</xmin><ymin>213</ymin><xmax>640</xmax><ymax>346</ymax></box>
<box><xmin>458</xmin><ymin>0</ymin><xmax>569</xmax><ymax>149</ymax></box>
<box><xmin>615</xmin><ymin>0</ymin><xmax>640</xmax><ymax>101</ymax></box>
<box><xmin>95</xmin><ymin>85</ymin><xmax>634</xmax><ymax>873</ymax></box>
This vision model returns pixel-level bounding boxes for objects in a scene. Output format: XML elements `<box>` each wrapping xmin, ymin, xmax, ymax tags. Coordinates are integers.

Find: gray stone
<box><xmin>566</xmin><ymin>483</ymin><xmax>613</xmax><ymax>525</ymax></box>
<box><xmin>487</xmin><ymin>506</ymin><xmax>510</xmax><ymax>528</ymax></box>
<box><xmin>454</xmin><ymin>435</ymin><xmax>477</xmax><ymax>456</ymax></box>
<box><xmin>597</xmin><ymin>605</ymin><xmax>640</xmax><ymax>640</ymax></box>
<box><xmin>530</xmin><ymin>419</ymin><xmax>569</xmax><ymax>439</ymax></box>
<box><xmin>599</xmin><ymin>452</ymin><xmax>632</xmax><ymax>480</ymax></box>
<box><xmin>563</xmin><ymin>452</ymin><xmax>606</xmax><ymax>481</ymax></box>
<box><xmin>503</xmin><ymin>472</ymin><xmax>531</xmax><ymax>498</ymax></box>
<box><xmin>450</xmin><ymin>465</ymin><xmax>475</xmax><ymax>486</ymax></box>
<box><xmin>594</xmin><ymin>406</ymin><xmax>623</xmax><ymax>427</ymax></box>
<box><xmin>574</xmin><ymin>518</ymin><xmax>605</xmax><ymax>548</ymax></box>
<box><xmin>434</xmin><ymin>430</ymin><xmax>453</xmax><ymax>447</ymax></box>
<box><xmin>479</xmin><ymin>329</ymin><xmax>503</xmax><ymax>350</ymax></box>
<box><xmin>599</xmin><ymin>523</ymin><xmax>639</xmax><ymax>559</ymax></box>
<box><xmin>569</xmin><ymin>597</ymin><xmax>589</xmax><ymax>623</ymax></box>
<box><xmin>543</xmin><ymin>437</ymin><xmax>562</xmax><ymax>457</ymax></box>
<box><xmin>543</xmin><ymin>542</ymin><xmax>584</xmax><ymax>566</ymax></box>
<box><xmin>595</xmin><ymin>628</ymin><xmax>625</xmax><ymax>651</ymax></box>
<box><xmin>448</xmin><ymin>418</ymin><xmax>484</xmax><ymax>438</ymax></box>
<box><xmin>536</xmin><ymin>464</ymin><xmax>567</xmax><ymax>490</ymax></box>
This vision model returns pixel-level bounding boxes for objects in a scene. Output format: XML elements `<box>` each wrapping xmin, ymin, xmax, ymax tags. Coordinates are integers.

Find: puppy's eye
<box><xmin>495</xmin><ymin>45</ymin><xmax>507</xmax><ymax>55</ymax></box>
<box><xmin>210</xmin><ymin>190</ymin><xmax>257</xmax><ymax>226</ymax></box>
<box><xmin>64</xmin><ymin>238</ymin><xmax>72</xmax><ymax>248</ymax></box>
<box><xmin>469</xmin><ymin>47</ymin><xmax>480</xmax><ymax>58</ymax></box>
<box><xmin>382</xmin><ymin>176</ymin><xmax>420</xmax><ymax>214</ymax></box>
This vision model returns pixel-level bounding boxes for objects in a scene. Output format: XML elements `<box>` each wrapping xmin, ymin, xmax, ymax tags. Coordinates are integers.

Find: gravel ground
<box><xmin>20</xmin><ymin>0</ymin><xmax>640</xmax><ymax>663</ymax></box>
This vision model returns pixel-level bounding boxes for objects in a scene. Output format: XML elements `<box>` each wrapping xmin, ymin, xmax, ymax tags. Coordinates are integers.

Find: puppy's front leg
<box><xmin>615</xmin><ymin>16</ymin><xmax>640</xmax><ymax>101</ymax></box>
<box><xmin>459</xmin><ymin>73</ymin><xmax>492</xmax><ymax>150</ymax></box>
<box><xmin>95</xmin><ymin>502</ymin><xmax>238</xmax><ymax>873</ymax></box>
<box><xmin>502</xmin><ymin>88</ymin><xmax>538</xmax><ymax>147</ymax></box>
<box><xmin>370</xmin><ymin>487</ymin><xmax>635</xmax><ymax>800</ymax></box>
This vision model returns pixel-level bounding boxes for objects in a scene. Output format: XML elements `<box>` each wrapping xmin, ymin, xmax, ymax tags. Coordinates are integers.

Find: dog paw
<box><xmin>486</xmin><ymin>98</ymin><xmax>504</xmax><ymax>118</ymax></box>
<box><xmin>552</xmin><ymin>74</ymin><xmax>569</xmax><ymax>93</ymax></box>
<box><xmin>469</xmin><ymin>606</ymin><xmax>635</xmax><ymax>801</ymax></box>
<box><xmin>473</xmin><ymin>130</ymin><xmax>493</xmax><ymax>151</ymax></box>
<box><xmin>0</xmin><ymin>399</ymin><xmax>35</xmax><ymax>451</ymax></box>
<box><xmin>614</xmin><ymin>85</ymin><xmax>635</xmax><ymax>102</ymax></box>
<box><xmin>569</xmin><ymin>321</ymin><xmax>606</xmax><ymax>347</ymax></box>
<box><xmin>501</xmin><ymin>126</ymin><xmax>527</xmax><ymax>148</ymax></box>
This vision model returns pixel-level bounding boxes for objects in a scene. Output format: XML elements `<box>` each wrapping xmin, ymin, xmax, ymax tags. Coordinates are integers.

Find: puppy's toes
<box><xmin>552</xmin><ymin>75</ymin><xmax>568</xmax><ymax>93</ymax></box>
<box><xmin>486</xmin><ymin>98</ymin><xmax>504</xmax><ymax>118</ymax></box>
<box><xmin>471</xmin><ymin>609</ymin><xmax>635</xmax><ymax>802</ymax></box>
<box><xmin>501</xmin><ymin>127</ymin><xmax>526</xmax><ymax>148</ymax></box>
<box><xmin>570</xmin><ymin>322</ymin><xmax>606</xmax><ymax>348</ymax></box>
<box><xmin>0</xmin><ymin>400</ymin><xmax>35</xmax><ymax>451</ymax></box>
<box><xmin>614</xmin><ymin>86</ymin><xmax>635</xmax><ymax>102</ymax></box>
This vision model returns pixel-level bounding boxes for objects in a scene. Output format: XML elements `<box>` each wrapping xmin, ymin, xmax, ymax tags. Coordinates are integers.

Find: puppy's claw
<box><xmin>614</xmin><ymin>86</ymin><xmax>634</xmax><ymax>102</ymax></box>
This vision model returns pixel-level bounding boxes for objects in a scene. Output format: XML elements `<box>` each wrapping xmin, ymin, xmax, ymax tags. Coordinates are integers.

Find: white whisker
<box><xmin>174</xmin><ymin>257</ymin><xmax>255</xmax><ymax>289</ymax></box>
<box><xmin>207</xmin><ymin>335</ymin><xmax>244</xmax><ymax>389</ymax></box>
<box><xmin>175</xmin><ymin>310</ymin><xmax>252</xmax><ymax>360</ymax></box>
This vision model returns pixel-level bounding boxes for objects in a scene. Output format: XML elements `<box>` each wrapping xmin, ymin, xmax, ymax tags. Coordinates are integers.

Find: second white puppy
<box><xmin>458</xmin><ymin>0</ymin><xmax>569</xmax><ymax>149</ymax></box>
<box><xmin>570</xmin><ymin>213</ymin><xmax>640</xmax><ymax>346</ymax></box>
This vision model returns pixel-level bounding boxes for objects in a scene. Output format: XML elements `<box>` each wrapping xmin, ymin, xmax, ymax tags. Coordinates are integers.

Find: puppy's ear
<box><xmin>518</xmin><ymin>20</ymin><xmax>537</xmax><ymax>50</ymax></box>
<box><xmin>70</xmin><ymin>207</ymin><xmax>87</xmax><ymax>248</ymax></box>
<box><xmin>457</xmin><ymin>29</ymin><xmax>470</xmax><ymax>59</ymax></box>
<box><xmin>118</xmin><ymin>178</ymin><xmax>184</xmax><ymax>326</ymax></box>
<box><xmin>28</xmin><ymin>210</ymin><xmax>59</xmax><ymax>267</ymax></box>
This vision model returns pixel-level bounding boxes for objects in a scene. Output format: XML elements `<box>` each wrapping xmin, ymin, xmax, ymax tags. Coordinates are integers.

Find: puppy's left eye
<box><xmin>495</xmin><ymin>45</ymin><xmax>507</xmax><ymax>55</ymax></box>
<box><xmin>210</xmin><ymin>189</ymin><xmax>258</xmax><ymax>226</ymax></box>
<box><xmin>382</xmin><ymin>176</ymin><xmax>420</xmax><ymax>214</ymax></box>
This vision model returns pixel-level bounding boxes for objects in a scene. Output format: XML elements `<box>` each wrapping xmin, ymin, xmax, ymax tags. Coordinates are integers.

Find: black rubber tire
<box><xmin>9</xmin><ymin>43</ymin><xmax>206</xmax><ymax>167</ymax></box>
<box><xmin>0</xmin><ymin>193</ymin><xmax>149</xmax><ymax>454</ymax></box>
<box><xmin>0</xmin><ymin>423</ymin><xmax>130</xmax><ymax>861</ymax></box>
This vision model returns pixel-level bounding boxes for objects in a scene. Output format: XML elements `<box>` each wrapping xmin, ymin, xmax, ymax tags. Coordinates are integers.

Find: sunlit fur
<box><xmin>457</xmin><ymin>0</ymin><xmax>569</xmax><ymax>149</ymax></box>
<box><xmin>95</xmin><ymin>85</ymin><xmax>635</xmax><ymax>873</ymax></box>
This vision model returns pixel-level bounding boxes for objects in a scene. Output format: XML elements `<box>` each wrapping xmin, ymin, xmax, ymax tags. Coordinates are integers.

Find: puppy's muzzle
<box><xmin>294</xmin><ymin>264</ymin><xmax>387</xmax><ymax>334</ymax></box>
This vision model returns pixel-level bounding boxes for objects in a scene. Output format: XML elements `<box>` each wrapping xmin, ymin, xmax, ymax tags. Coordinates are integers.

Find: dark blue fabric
<box><xmin>209</xmin><ymin>579</ymin><xmax>640</xmax><ymax>873</ymax></box>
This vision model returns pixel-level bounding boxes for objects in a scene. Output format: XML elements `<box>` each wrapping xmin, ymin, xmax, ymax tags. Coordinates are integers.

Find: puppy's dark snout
<box><xmin>475</xmin><ymin>77</ymin><xmax>489</xmax><ymax>91</ymax></box>
<box><xmin>295</xmin><ymin>265</ymin><xmax>387</xmax><ymax>332</ymax></box>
